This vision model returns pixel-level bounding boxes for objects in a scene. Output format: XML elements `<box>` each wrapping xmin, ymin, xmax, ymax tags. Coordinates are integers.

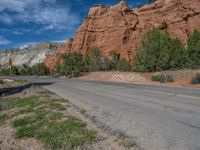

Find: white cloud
<box><xmin>0</xmin><ymin>36</ymin><xmax>11</xmax><ymax>45</ymax></box>
<box><xmin>0</xmin><ymin>28</ymin><xmax>25</xmax><ymax>35</ymax></box>
<box><xmin>0</xmin><ymin>0</ymin><xmax>80</xmax><ymax>33</ymax></box>
<box><xmin>0</xmin><ymin>0</ymin><xmax>39</xmax><ymax>13</ymax></box>
<box><xmin>0</xmin><ymin>13</ymin><xmax>13</xmax><ymax>24</ymax></box>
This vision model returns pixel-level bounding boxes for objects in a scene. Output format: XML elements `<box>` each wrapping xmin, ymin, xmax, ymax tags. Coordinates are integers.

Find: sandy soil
<box><xmin>80</xmin><ymin>72</ymin><xmax>150</xmax><ymax>84</ymax></box>
<box><xmin>80</xmin><ymin>70</ymin><xmax>200</xmax><ymax>88</ymax></box>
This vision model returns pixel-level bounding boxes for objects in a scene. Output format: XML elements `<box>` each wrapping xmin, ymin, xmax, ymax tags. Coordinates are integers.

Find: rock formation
<box><xmin>0</xmin><ymin>42</ymin><xmax>62</xmax><ymax>68</ymax></box>
<box><xmin>44</xmin><ymin>39</ymin><xmax>73</xmax><ymax>70</ymax></box>
<box><xmin>44</xmin><ymin>0</ymin><xmax>200</xmax><ymax>70</ymax></box>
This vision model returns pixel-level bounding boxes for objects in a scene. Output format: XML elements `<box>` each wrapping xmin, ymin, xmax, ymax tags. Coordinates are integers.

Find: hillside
<box><xmin>44</xmin><ymin>0</ymin><xmax>200</xmax><ymax>70</ymax></box>
<box><xmin>0</xmin><ymin>42</ymin><xmax>63</xmax><ymax>68</ymax></box>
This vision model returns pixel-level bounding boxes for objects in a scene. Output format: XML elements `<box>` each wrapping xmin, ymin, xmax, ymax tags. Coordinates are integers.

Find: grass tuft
<box><xmin>0</xmin><ymin>114</ymin><xmax>7</xmax><ymax>126</ymax></box>
<box><xmin>1</xmin><ymin>96</ymin><xmax>39</xmax><ymax>110</ymax></box>
<box><xmin>116</xmin><ymin>132</ymin><xmax>136</xmax><ymax>149</ymax></box>
<box><xmin>117</xmin><ymin>132</ymin><xmax>126</xmax><ymax>140</ymax></box>
<box><xmin>48</xmin><ymin>112</ymin><xmax>63</xmax><ymax>120</ymax></box>
<box><xmin>17</xmin><ymin>107</ymin><xmax>35</xmax><ymax>115</ymax></box>
<box><xmin>15</xmin><ymin>125</ymin><xmax>38</xmax><ymax>138</ymax></box>
<box><xmin>1</xmin><ymin>87</ymin><xmax>97</xmax><ymax>149</ymax></box>
<box><xmin>12</xmin><ymin>116</ymin><xmax>32</xmax><ymax>127</ymax></box>
<box><xmin>124</xmin><ymin>140</ymin><xmax>137</xmax><ymax>149</ymax></box>
<box><xmin>48</xmin><ymin>102</ymin><xmax>66</xmax><ymax>111</ymax></box>
<box><xmin>36</xmin><ymin>117</ymin><xmax>96</xmax><ymax>149</ymax></box>
<box><xmin>80</xmin><ymin>109</ymin><xmax>87</xmax><ymax>114</ymax></box>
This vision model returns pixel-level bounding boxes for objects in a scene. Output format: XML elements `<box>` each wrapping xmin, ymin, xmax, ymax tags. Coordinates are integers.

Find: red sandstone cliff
<box><xmin>44</xmin><ymin>39</ymin><xmax>73</xmax><ymax>70</ymax></box>
<box><xmin>45</xmin><ymin>0</ymin><xmax>200</xmax><ymax>70</ymax></box>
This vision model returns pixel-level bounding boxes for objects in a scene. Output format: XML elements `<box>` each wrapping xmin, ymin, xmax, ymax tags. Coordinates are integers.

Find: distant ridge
<box><xmin>0</xmin><ymin>41</ymin><xmax>64</xmax><ymax>68</ymax></box>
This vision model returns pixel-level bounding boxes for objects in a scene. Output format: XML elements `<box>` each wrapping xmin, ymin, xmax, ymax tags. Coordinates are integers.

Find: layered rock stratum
<box><xmin>45</xmin><ymin>0</ymin><xmax>200</xmax><ymax>71</ymax></box>
<box><xmin>0</xmin><ymin>42</ymin><xmax>63</xmax><ymax>68</ymax></box>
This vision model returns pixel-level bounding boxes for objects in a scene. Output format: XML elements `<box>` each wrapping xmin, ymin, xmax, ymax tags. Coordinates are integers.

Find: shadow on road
<box><xmin>0</xmin><ymin>82</ymin><xmax>55</xmax><ymax>97</ymax></box>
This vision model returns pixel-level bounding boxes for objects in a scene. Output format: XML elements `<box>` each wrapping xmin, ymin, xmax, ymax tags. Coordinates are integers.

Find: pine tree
<box><xmin>187</xmin><ymin>29</ymin><xmax>200</xmax><ymax>69</ymax></box>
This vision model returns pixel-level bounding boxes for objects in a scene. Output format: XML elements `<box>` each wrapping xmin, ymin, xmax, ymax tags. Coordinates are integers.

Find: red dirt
<box><xmin>80</xmin><ymin>70</ymin><xmax>200</xmax><ymax>88</ymax></box>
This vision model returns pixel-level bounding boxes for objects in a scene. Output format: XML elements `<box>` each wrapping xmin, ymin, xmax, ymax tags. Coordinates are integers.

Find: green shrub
<box><xmin>110</xmin><ymin>51</ymin><xmax>120</xmax><ymax>70</ymax></box>
<box><xmin>132</xmin><ymin>28</ymin><xmax>186</xmax><ymax>72</ymax></box>
<box><xmin>0</xmin><ymin>80</ymin><xmax>4</xmax><ymax>84</ymax></box>
<box><xmin>0</xmin><ymin>68</ymin><xmax>10</xmax><ymax>76</ymax></box>
<box><xmin>84</xmin><ymin>48</ymin><xmax>111</xmax><ymax>71</ymax></box>
<box><xmin>0</xmin><ymin>66</ymin><xmax>20</xmax><ymax>76</ymax></box>
<box><xmin>85</xmin><ymin>48</ymin><xmax>102</xmax><ymax>71</ymax></box>
<box><xmin>100</xmin><ymin>56</ymin><xmax>111</xmax><ymax>71</ymax></box>
<box><xmin>165</xmin><ymin>74</ymin><xmax>174</xmax><ymax>82</ymax></box>
<box><xmin>31</xmin><ymin>63</ymin><xmax>49</xmax><ymax>76</ymax></box>
<box><xmin>152</xmin><ymin>74</ymin><xmax>165</xmax><ymax>82</ymax></box>
<box><xmin>187</xmin><ymin>29</ymin><xmax>200</xmax><ymax>69</ymax></box>
<box><xmin>117</xmin><ymin>59</ymin><xmax>130</xmax><ymax>71</ymax></box>
<box><xmin>19</xmin><ymin>64</ymin><xmax>33</xmax><ymax>75</ymax></box>
<box><xmin>61</xmin><ymin>52</ymin><xmax>85</xmax><ymax>77</ymax></box>
<box><xmin>11</xmin><ymin>66</ymin><xmax>20</xmax><ymax>75</ymax></box>
<box><xmin>191</xmin><ymin>73</ymin><xmax>200</xmax><ymax>84</ymax></box>
<box><xmin>152</xmin><ymin>74</ymin><xmax>174</xmax><ymax>83</ymax></box>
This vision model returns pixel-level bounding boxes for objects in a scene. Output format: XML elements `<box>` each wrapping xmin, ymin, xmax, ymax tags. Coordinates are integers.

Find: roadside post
<box><xmin>0</xmin><ymin>50</ymin><xmax>2</xmax><ymax>76</ymax></box>
<box><xmin>9</xmin><ymin>57</ymin><xmax>12</xmax><ymax>78</ymax></box>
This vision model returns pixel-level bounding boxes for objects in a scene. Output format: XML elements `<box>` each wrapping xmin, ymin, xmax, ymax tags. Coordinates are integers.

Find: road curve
<box><xmin>11</xmin><ymin>77</ymin><xmax>200</xmax><ymax>150</ymax></box>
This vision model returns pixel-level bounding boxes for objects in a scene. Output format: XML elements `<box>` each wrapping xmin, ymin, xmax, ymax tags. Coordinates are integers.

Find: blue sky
<box><xmin>0</xmin><ymin>0</ymin><xmax>148</xmax><ymax>50</ymax></box>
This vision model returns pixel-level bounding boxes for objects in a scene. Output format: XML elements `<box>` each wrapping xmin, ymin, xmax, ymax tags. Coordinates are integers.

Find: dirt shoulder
<box><xmin>0</xmin><ymin>85</ymin><xmax>137</xmax><ymax>150</ymax></box>
<box><xmin>0</xmin><ymin>79</ymin><xmax>28</xmax><ymax>89</ymax></box>
<box><xmin>79</xmin><ymin>70</ymin><xmax>200</xmax><ymax>88</ymax></box>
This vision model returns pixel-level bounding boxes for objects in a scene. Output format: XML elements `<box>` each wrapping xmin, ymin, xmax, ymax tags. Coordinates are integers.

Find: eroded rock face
<box><xmin>45</xmin><ymin>0</ymin><xmax>200</xmax><ymax>69</ymax></box>
<box><xmin>44</xmin><ymin>39</ymin><xmax>73</xmax><ymax>70</ymax></box>
<box><xmin>71</xmin><ymin>1</ymin><xmax>138</xmax><ymax>61</ymax></box>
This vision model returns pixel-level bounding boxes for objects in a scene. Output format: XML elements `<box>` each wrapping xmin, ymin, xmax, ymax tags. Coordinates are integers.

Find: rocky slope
<box><xmin>0</xmin><ymin>42</ymin><xmax>63</xmax><ymax>68</ymax></box>
<box><xmin>45</xmin><ymin>0</ymin><xmax>200</xmax><ymax>70</ymax></box>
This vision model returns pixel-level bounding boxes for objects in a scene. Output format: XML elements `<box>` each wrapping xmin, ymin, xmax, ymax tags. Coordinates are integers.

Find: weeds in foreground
<box><xmin>116</xmin><ymin>132</ymin><xmax>136</xmax><ymax>149</ymax></box>
<box><xmin>152</xmin><ymin>73</ymin><xmax>174</xmax><ymax>83</ymax></box>
<box><xmin>0</xmin><ymin>88</ymin><xmax>97</xmax><ymax>149</ymax></box>
<box><xmin>0</xmin><ymin>114</ymin><xmax>7</xmax><ymax>126</ymax></box>
<box><xmin>80</xmin><ymin>109</ymin><xmax>87</xmax><ymax>114</ymax></box>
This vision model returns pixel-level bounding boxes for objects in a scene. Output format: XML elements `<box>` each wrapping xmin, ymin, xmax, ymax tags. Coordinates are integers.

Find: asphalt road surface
<box><xmin>10</xmin><ymin>76</ymin><xmax>200</xmax><ymax>150</ymax></box>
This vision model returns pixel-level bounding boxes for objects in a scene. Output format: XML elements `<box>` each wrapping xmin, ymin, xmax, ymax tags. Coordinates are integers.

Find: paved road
<box><xmin>11</xmin><ymin>77</ymin><xmax>200</xmax><ymax>150</ymax></box>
